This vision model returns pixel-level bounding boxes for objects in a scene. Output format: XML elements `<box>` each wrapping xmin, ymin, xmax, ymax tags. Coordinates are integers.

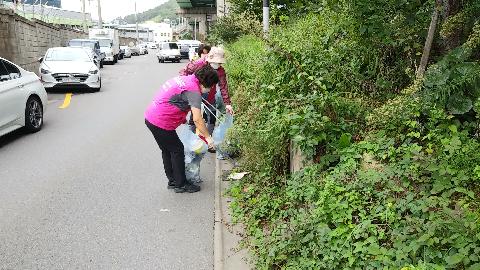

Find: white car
<box><xmin>138</xmin><ymin>44</ymin><xmax>149</xmax><ymax>55</ymax></box>
<box><xmin>39</xmin><ymin>47</ymin><xmax>101</xmax><ymax>91</ymax></box>
<box><xmin>147</xmin><ymin>42</ymin><xmax>158</xmax><ymax>49</ymax></box>
<box><xmin>157</xmin><ymin>42</ymin><xmax>182</xmax><ymax>63</ymax></box>
<box><xmin>0</xmin><ymin>57</ymin><xmax>47</xmax><ymax>136</ymax></box>
<box><xmin>82</xmin><ymin>47</ymin><xmax>102</xmax><ymax>69</ymax></box>
<box><xmin>120</xmin><ymin>46</ymin><xmax>132</xmax><ymax>58</ymax></box>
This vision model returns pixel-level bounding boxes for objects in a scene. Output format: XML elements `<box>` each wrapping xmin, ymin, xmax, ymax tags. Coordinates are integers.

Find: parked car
<box><xmin>39</xmin><ymin>47</ymin><xmax>101</xmax><ymax>91</ymax></box>
<box><xmin>130</xmin><ymin>46</ymin><xmax>140</xmax><ymax>56</ymax></box>
<box><xmin>119</xmin><ymin>47</ymin><xmax>125</xmax><ymax>60</ymax></box>
<box><xmin>178</xmin><ymin>44</ymin><xmax>190</xmax><ymax>59</ymax></box>
<box><xmin>157</xmin><ymin>42</ymin><xmax>182</xmax><ymax>63</ymax></box>
<box><xmin>0</xmin><ymin>57</ymin><xmax>47</xmax><ymax>136</ymax></box>
<box><xmin>82</xmin><ymin>47</ymin><xmax>102</xmax><ymax>69</ymax></box>
<box><xmin>147</xmin><ymin>42</ymin><xmax>158</xmax><ymax>49</ymax></box>
<box><xmin>120</xmin><ymin>46</ymin><xmax>132</xmax><ymax>58</ymax></box>
<box><xmin>139</xmin><ymin>44</ymin><xmax>149</xmax><ymax>55</ymax></box>
<box><xmin>89</xmin><ymin>28</ymin><xmax>120</xmax><ymax>64</ymax></box>
<box><xmin>67</xmin><ymin>39</ymin><xmax>105</xmax><ymax>68</ymax></box>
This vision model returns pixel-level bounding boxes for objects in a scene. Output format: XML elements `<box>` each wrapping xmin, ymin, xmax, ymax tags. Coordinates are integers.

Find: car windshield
<box><xmin>69</xmin><ymin>40</ymin><xmax>95</xmax><ymax>49</ymax></box>
<box><xmin>167</xmin><ymin>43</ymin><xmax>178</xmax><ymax>49</ymax></box>
<box><xmin>97</xmin><ymin>39</ymin><xmax>112</xmax><ymax>47</ymax></box>
<box><xmin>45</xmin><ymin>49</ymin><xmax>91</xmax><ymax>62</ymax></box>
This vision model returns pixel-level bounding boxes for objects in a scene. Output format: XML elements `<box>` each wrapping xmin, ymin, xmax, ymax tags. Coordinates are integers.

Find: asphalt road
<box><xmin>0</xmin><ymin>52</ymin><xmax>215</xmax><ymax>270</ymax></box>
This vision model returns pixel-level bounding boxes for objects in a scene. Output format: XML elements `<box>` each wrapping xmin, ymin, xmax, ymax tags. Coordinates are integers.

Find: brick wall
<box><xmin>0</xmin><ymin>8</ymin><xmax>86</xmax><ymax>74</ymax></box>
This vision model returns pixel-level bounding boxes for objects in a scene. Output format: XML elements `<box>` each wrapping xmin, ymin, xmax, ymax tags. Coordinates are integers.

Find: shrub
<box><xmin>223</xmin><ymin>2</ymin><xmax>480</xmax><ymax>269</ymax></box>
<box><xmin>208</xmin><ymin>12</ymin><xmax>262</xmax><ymax>44</ymax></box>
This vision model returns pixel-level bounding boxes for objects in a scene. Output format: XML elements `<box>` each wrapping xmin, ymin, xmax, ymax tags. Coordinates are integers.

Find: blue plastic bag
<box><xmin>212</xmin><ymin>114</ymin><xmax>234</xmax><ymax>159</ymax></box>
<box><xmin>212</xmin><ymin>113</ymin><xmax>233</xmax><ymax>146</ymax></box>
<box><xmin>176</xmin><ymin>124</ymin><xmax>207</xmax><ymax>183</ymax></box>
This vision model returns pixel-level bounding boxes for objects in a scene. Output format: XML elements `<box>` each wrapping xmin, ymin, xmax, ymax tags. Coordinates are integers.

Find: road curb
<box><xmin>214</xmin><ymin>157</ymin><xmax>224</xmax><ymax>270</ymax></box>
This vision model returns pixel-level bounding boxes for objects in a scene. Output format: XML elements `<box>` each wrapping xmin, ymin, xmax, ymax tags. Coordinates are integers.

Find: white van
<box><xmin>177</xmin><ymin>40</ymin><xmax>202</xmax><ymax>59</ymax></box>
<box><xmin>157</xmin><ymin>42</ymin><xmax>181</xmax><ymax>63</ymax></box>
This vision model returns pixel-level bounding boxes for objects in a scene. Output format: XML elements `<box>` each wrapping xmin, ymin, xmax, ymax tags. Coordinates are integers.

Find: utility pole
<box><xmin>194</xmin><ymin>17</ymin><xmax>197</xmax><ymax>40</ymax></box>
<box><xmin>82</xmin><ymin>0</ymin><xmax>87</xmax><ymax>32</ymax></box>
<box><xmin>135</xmin><ymin>1</ymin><xmax>139</xmax><ymax>44</ymax></box>
<box><xmin>97</xmin><ymin>0</ymin><xmax>102</xmax><ymax>28</ymax></box>
<box><xmin>263</xmin><ymin>0</ymin><xmax>269</xmax><ymax>35</ymax></box>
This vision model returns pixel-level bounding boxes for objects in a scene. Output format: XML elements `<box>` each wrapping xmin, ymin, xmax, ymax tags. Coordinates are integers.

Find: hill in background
<box><xmin>121</xmin><ymin>0</ymin><xmax>179</xmax><ymax>24</ymax></box>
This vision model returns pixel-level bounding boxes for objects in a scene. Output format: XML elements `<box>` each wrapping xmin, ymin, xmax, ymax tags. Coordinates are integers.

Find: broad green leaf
<box><xmin>445</xmin><ymin>253</ymin><xmax>464</xmax><ymax>265</ymax></box>
<box><xmin>338</xmin><ymin>133</ymin><xmax>352</xmax><ymax>148</ymax></box>
<box><xmin>447</xmin><ymin>93</ymin><xmax>473</xmax><ymax>115</ymax></box>
<box><xmin>467</xmin><ymin>263</ymin><xmax>480</xmax><ymax>270</ymax></box>
<box><xmin>448</xmin><ymin>125</ymin><xmax>457</xmax><ymax>133</ymax></box>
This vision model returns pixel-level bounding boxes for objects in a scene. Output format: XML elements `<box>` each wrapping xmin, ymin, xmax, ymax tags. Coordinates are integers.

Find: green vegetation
<box><xmin>122</xmin><ymin>0</ymin><xmax>179</xmax><ymax>24</ymax></box>
<box><xmin>220</xmin><ymin>0</ymin><xmax>480</xmax><ymax>269</ymax></box>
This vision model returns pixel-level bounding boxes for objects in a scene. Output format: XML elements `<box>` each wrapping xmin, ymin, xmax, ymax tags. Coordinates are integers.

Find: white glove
<box><xmin>225</xmin><ymin>105</ymin><xmax>234</xmax><ymax>115</ymax></box>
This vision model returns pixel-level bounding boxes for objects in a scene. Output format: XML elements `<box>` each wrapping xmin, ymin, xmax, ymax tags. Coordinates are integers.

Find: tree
<box><xmin>417</xmin><ymin>0</ymin><xmax>443</xmax><ymax>79</ymax></box>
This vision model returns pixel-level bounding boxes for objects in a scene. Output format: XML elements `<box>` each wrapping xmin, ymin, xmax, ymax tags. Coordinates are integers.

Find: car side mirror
<box><xmin>38</xmin><ymin>57</ymin><xmax>43</xmax><ymax>63</ymax></box>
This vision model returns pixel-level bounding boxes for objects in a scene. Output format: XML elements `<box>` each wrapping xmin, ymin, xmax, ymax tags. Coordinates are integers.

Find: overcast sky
<box><xmin>62</xmin><ymin>0</ymin><xmax>168</xmax><ymax>21</ymax></box>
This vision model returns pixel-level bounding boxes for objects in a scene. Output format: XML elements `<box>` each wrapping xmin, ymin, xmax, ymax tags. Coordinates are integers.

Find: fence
<box><xmin>0</xmin><ymin>8</ymin><xmax>86</xmax><ymax>73</ymax></box>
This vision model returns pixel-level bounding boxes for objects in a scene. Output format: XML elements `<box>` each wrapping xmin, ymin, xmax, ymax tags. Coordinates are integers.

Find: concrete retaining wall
<box><xmin>0</xmin><ymin>8</ymin><xmax>86</xmax><ymax>73</ymax></box>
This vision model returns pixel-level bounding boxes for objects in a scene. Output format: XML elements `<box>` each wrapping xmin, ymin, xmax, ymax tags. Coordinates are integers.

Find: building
<box><xmin>104</xmin><ymin>24</ymin><xmax>154</xmax><ymax>42</ymax></box>
<box><xmin>141</xmin><ymin>22</ymin><xmax>173</xmax><ymax>43</ymax></box>
<box><xmin>216</xmin><ymin>0</ymin><xmax>231</xmax><ymax>17</ymax></box>
<box><xmin>175</xmin><ymin>0</ymin><xmax>217</xmax><ymax>41</ymax></box>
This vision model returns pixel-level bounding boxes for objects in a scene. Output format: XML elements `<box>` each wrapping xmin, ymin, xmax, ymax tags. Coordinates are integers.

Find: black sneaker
<box><xmin>174</xmin><ymin>183</ymin><xmax>201</xmax><ymax>193</ymax></box>
<box><xmin>167</xmin><ymin>183</ymin><xmax>176</xmax><ymax>189</ymax></box>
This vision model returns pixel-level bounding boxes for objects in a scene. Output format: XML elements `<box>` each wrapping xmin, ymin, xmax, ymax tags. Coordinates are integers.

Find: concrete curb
<box><xmin>214</xmin><ymin>157</ymin><xmax>224</xmax><ymax>270</ymax></box>
<box><xmin>213</xmin><ymin>157</ymin><xmax>251</xmax><ymax>270</ymax></box>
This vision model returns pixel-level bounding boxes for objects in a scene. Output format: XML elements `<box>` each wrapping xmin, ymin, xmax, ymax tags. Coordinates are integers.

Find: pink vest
<box><xmin>145</xmin><ymin>75</ymin><xmax>201</xmax><ymax>130</ymax></box>
<box><xmin>179</xmin><ymin>58</ymin><xmax>226</xmax><ymax>104</ymax></box>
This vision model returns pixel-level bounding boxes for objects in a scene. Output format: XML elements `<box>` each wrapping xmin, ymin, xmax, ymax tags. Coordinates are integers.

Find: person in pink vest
<box><xmin>145</xmin><ymin>65</ymin><xmax>219</xmax><ymax>193</ymax></box>
<box><xmin>180</xmin><ymin>47</ymin><xmax>233</xmax><ymax>136</ymax></box>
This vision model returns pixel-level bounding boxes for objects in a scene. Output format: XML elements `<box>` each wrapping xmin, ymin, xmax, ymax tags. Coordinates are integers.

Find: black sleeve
<box><xmin>183</xmin><ymin>91</ymin><xmax>202</xmax><ymax>109</ymax></box>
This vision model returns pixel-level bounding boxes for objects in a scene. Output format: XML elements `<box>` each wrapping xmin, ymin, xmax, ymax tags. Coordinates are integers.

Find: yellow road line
<box><xmin>59</xmin><ymin>93</ymin><xmax>72</xmax><ymax>109</ymax></box>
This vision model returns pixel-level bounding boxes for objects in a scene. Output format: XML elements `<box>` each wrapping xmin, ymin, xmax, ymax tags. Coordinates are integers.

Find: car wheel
<box><xmin>94</xmin><ymin>79</ymin><xmax>101</xmax><ymax>92</ymax></box>
<box><xmin>24</xmin><ymin>96</ymin><xmax>43</xmax><ymax>133</ymax></box>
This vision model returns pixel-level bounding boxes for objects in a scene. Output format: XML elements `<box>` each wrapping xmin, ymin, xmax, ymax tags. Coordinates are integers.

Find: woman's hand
<box><xmin>226</xmin><ymin>105</ymin><xmax>234</xmax><ymax>115</ymax></box>
<box><xmin>206</xmin><ymin>136</ymin><xmax>215</xmax><ymax>149</ymax></box>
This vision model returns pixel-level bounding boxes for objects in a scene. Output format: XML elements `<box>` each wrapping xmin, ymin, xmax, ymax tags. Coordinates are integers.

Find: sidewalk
<box><xmin>214</xmin><ymin>157</ymin><xmax>251</xmax><ymax>270</ymax></box>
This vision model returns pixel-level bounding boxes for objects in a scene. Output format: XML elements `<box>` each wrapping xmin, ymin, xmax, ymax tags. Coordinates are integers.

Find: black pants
<box><xmin>145</xmin><ymin>119</ymin><xmax>186</xmax><ymax>188</ymax></box>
